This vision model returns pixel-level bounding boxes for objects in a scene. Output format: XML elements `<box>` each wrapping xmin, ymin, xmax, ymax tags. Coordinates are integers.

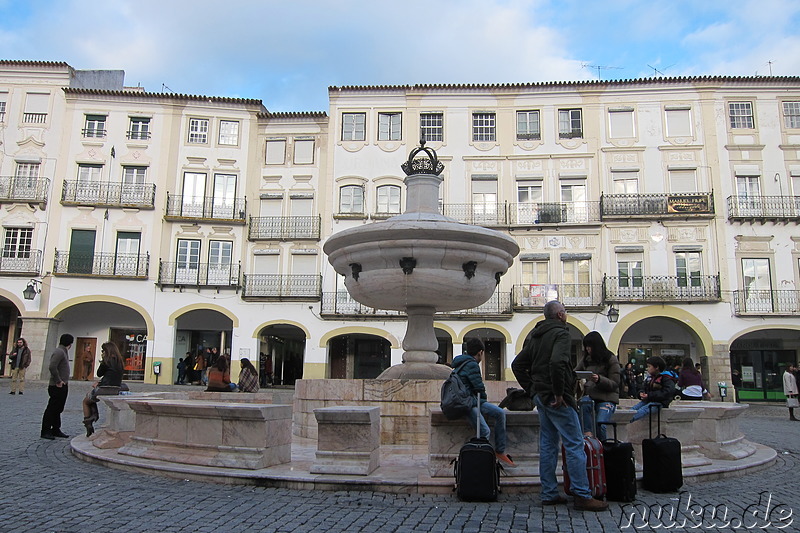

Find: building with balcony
<box><xmin>1</xmin><ymin>60</ymin><xmax>799</xmax><ymax>401</ymax></box>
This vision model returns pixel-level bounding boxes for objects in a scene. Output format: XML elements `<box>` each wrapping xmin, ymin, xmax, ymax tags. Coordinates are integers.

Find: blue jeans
<box><xmin>466</xmin><ymin>400</ymin><xmax>507</xmax><ymax>453</ymax></box>
<box><xmin>533</xmin><ymin>394</ymin><xmax>590</xmax><ymax>501</ymax></box>
<box><xmin>578</xmin><ymin>396</ymin><xmax>616</xmax><ymax>441</ymax></box>
<box><xmin>630</xmin><ymin>400</ymin><xmax>661</xmax><ymax>422</ymax></box>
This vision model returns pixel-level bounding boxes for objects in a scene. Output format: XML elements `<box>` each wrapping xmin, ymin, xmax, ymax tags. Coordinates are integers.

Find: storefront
<box><xmin>730</xmin><ymin>333</ymin><xmax>798</xmax><ymax>401</ymax></box>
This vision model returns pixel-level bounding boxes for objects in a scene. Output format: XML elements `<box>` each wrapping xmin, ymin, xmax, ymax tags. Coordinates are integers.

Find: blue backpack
<box><xmin>440</xmin><ymin>361</ymin><xmax>472</xmax><ymax>420</ymax></box>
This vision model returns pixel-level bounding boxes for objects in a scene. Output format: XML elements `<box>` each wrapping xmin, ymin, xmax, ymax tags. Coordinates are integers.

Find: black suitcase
<box><xmin>454</xmin><ymin>394</ymin><xmax>500</xmax><ymax>502</ymax></box>
<box><xmin>641</xmin><ymin>405</ymin><xmax>683</xmax><ymax>493</ymax></box>
<box><xmin>598</xmin><ymin>421</ymin><xmax>637</xmax><ymax>502</ymax></box>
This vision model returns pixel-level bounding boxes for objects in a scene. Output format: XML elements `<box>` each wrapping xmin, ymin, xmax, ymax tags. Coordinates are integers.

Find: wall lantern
<box><xmin>606</xmin><ymin>305</ymin><xmax>619</xmax><ymax>323</ymax></box>
<box><xmin>22</xmin><ymin>279</ymin><xmax>42</xmax><ymax>300</ymax></box>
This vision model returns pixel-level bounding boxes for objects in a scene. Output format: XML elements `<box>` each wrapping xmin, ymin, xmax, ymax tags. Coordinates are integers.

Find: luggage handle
<box><xmin>597</xmin><ymin>421</ymin><xmax>619</xmax><ymax>443</ymax></box>
<box><xmin>475</xmin><ymin>392</ymin><xmax>481</xmax><ymax>440</ymax></box>
<box><xmin>647</xmin><ymin>403</ymin><xmax>663</xmax><ymax>439</ymax></box>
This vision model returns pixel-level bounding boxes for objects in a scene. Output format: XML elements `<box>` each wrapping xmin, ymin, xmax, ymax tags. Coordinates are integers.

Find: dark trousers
<box><xmin>42</xmin><ymin>384</ymin><xmax>69</xmax><ymax>432</ymax></box>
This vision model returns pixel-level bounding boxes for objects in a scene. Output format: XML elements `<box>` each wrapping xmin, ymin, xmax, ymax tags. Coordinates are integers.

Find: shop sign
<box><xmin>667</xmin><ymin>194</ymin><xmax>710</xmax><ymax>213</ymax></box>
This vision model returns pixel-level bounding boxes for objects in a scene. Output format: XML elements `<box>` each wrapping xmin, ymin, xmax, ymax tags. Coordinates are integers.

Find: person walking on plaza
<box><xmin>41</xmin><ymin>334</ymin><xmax>74</xmax><ymax>440</ymax></box>
<box><xmin>575</xmin><ymin>331</ymin><xmax>620</xmax><ymax>441</ymax></box>
<box><xmin>9</xmin><ymin>338</ymin><xmax>31</xmax><ymax>395</ymax></box>
<box><xmin>783</xmin><ymin>363</ymin><xmax>799</xmax><ymax>421</ymax></box>
<box><xmin>623</xmin><ymin>362</ymin><xmax>638</xmax><ymax>399</ymax></box>
<box><xmin>512</xmin><ymin>301</ymin><xmax>608</xmax><ymax>512</ymax></box>
<box><xmin>452</xmin><ymin>338</ymin><xmax>515</xmax><ymax>468</ymax></box>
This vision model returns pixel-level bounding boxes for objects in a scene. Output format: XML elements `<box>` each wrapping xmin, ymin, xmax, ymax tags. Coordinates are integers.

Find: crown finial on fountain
<box><xmin>401</xmin><ymin>135</ymin><xmax>444</xmax><ymax>176</ymax></box>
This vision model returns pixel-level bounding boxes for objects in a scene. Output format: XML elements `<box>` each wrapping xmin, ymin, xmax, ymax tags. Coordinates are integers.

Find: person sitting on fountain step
<box><xmin>206</xmin><ymin>355</ymin><xmax>237</xmax><ymax>392</ymax></box>
<box><xmin>452</xmin><ymin>337</ymin><xmax>515</xmax><ymax>467</ymax></box>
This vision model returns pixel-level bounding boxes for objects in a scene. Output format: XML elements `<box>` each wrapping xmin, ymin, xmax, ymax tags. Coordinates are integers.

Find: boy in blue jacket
<box><xmin>452</xmin><ymin>338</ymin><xmax>515</xmax><ymax>467</ymax></box>
<box><xmin>630</xmin><ymin>356</ymin><xmax>677</xmax><ymax>422</ymax></box>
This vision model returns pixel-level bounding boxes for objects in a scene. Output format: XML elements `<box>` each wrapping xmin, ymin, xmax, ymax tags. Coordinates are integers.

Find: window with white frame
<box><xmin>521</xmin><ymin>259</ymin><xmax>550</xmax><ymax>305</ymax></box>
<box><xmin>208</xmin><ymin>240</ymin><xmax>233</xmax><ymax>284</ymax></box>
<box><xmin>783</xmin><ymin>102</ymin><xmax>800</xmax><ymax>129</ymax></box>
<box><xmin>735</xmin><ymin>174</ymin><xmax>762</xmax><ymax>215</ymax></box>
<box><xmin>611</xmin><ymin>170</ymin><xmax>639</xmax><ymax>194</ymax></box>
<box><xmin>218</xmin><ymin>120</ymin><xmax>239</xmax><ymax>145</ymax></box>
<box><xmin>378</xmin><ymin>112</ymin><xmax>402</xmax><ymax>141</ymax></box>
<box><xmin>376</xmin><ymin>185</ymin><xmax>401</xmax><ymax>214</ymax></box>
<box><xmin>342</xmin><ymin>113</ymin><xmax>366</xmax><ymax>141</ymax></box>
<box><xmin>188</xmin><ymin>118</ymin><xmax>209</xmax><ymax>143</ymax></box>
<box><xmin>562</xmin><ymin>258</ymin><xmax>591</xmax><ymax>301</ymax></box>
<box><xmin>560</xmin><ymin>179</ymin><xmax>587</xmax><ymax>222</ymax></box>
<box><xmin>792</xmin><ymin>173</ymin><xmax>800</xmax><ymax>196</ymax></box>
<box><xmin>14</xmin><ymin>162</ymin><xmax>39</xmax><ymax>182</ymax></box>
<box><xmin>559</xmin><ymin>109</ymin><xmax>583</xmax><ymax>138</ymax></box>
<box><xmin>741</xmin><ymin>258</ymin><xmax>772</xmax><ymax>312</ymax></box>
<box><xmin>213</xmin><ymin>173</ymin><xmax>237</xmax><ymax>218</ymax></box>
<box><xmin>265</xmin><ymin>140</ymin><xmax>286</xmax><ymax>164</ymax></box>
<box><xmin>339</xmin><ymin>185</ymin><xmax>364</xmax><ymax>214</ymax></box>
<box><xmin>676</xmin><ymin>251</ymin><xmax>702</xmax><ymax>287</ymax></box>
<box><xmin>420</xmin><ymin>112</ymin><xmax>443</xmax><ymax>142</ymax></box>
<box><xmin>608</xmin><ymin>108</ymin><xmax>634</xmax><ymax>138</ymax></box>
<box><xmin>668</xmin><ymin>169</ymin><xmax>697</xmax><ymax>193</ymax></box>
<box><xmin>77</xmin><ymin>164</ymin><xmax>103</xmax><ymax>182</ymax></box>
<box><xmin>516</xmin><ymin>110</ymin><xmax>540</xmax><ymax>140</ymax></box>
<box><xmin>617</xmin><ymin>257</ymin><xmax>643</xmax><ymax>288</ymax></box>
<box><xmin>472</xmin><ymin>113</ymin><xmax>496</xmax><ymax>142</ymax></box>
<box><xmin>182</xmin><ymin>172</ymin><xmax>206</xmax><ymax>216</ymax></box>
<box><xmin>729</xmin><ymin>102</ymin><xmax>754</xmax><ymax>129</ymax></box>
<box><xmin>516</xmin><ymin>181</ymin><xmax>543</xmax><ymax>223</ymax></box>
<box><xmin>83</xmin><ymin>114</ymin><xmax>107</xmax><ymax>138</ymax></box>
<box><xmin>472</xmin><ymin>176</ymin><xmax>498</xmax><ymax>222</ymax></box>
<box><xmin>176</xmin><ymin>239</ymin><xmax>201</xmax><ymax>283</ymax></box>
<box><xmin>23</xmin><ymin>92</ymin><xmax>48</xmax><ymax>123</ymax></box>
<box><xmin>3</xmin><ymin>227</ymin><xmax>33</xmax><ymax>259</ymax></box>
<box><xmin>665</xmin><ymin>106</ymin><xmax>692</xmax><ymax>137</ymax></box>
<box><xmin>293</xmin><ymin>139</ymin><xmax>315</xmax><ymax>164</ymax></box>
<box><xmin>0</xmin><ymin>98</ymin><xmax>6</xmax><ymax>122</ymax></box>
<box><xmin>128</xmin><ymin>117</ymin><xmax>150</xmax><ymax>140</ymax></box>
<box><xmin>122</xmin><ymin>166</ymin><xmax>146</xmax><ymax>185</ymax></box>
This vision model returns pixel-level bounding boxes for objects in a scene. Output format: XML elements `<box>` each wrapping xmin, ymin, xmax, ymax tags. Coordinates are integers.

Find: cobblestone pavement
<box><xmin>1</xmin><ymin>379</ymin><xmax>798</xmax><ymax>533</ymax></box>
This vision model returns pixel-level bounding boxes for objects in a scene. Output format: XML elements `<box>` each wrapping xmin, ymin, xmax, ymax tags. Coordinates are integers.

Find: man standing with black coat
<box><xmin>41</xmin><ymin>334</ymin><xmax>74</xmax><ymax>439</ymax></box>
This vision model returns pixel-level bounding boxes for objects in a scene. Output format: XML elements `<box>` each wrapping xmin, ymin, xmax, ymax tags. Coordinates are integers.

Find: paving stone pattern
<box><xmin>1</xmin><ymin>380</ymin><xmax>798</xmax><ymax>533</ymax></box>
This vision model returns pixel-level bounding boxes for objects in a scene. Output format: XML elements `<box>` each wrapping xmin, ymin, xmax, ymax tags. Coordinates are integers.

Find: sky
<box><xmin>1</xmin><ymin>0</ymin><xmax>799</xmax><ymax>112</ymax></box>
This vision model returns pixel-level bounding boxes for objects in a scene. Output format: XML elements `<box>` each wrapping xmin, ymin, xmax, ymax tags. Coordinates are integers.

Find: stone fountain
<box><xmin>323</xmin><ymin>141</ymin><xmax>520</xmax><ymax>379</ymax></box>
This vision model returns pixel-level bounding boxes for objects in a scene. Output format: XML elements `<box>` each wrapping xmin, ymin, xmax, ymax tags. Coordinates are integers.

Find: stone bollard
<box><xmin>311</xmin><ymin>406</ymin><xmax>380</xmax><ymax>475</ymax></box>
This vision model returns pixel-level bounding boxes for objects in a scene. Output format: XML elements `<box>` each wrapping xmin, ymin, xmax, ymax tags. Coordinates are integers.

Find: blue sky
<box><xmin>1</xmin><ymin>0</ymin><xmax>799</xmax><ymax>112</ymax></box>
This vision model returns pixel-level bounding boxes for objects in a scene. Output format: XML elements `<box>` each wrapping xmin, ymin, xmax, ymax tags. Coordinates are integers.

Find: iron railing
<box><xmin>53</xmin><ymin>251</ymin><xmax>149</xmax><ymax>278</ymax></box>
<box><xmin>733</xmin><ymin>290</ymin><xmax>800</xmax><ymax>315</ymax></box>
<box><xmin>61</xmin><ymin>180</ymin><xmax>156</xmax><ymax>208</ymax></box>
<box><xmin>601</xmin><ymin>192</ymin><xmax>714</xmax><ymax>218</ymax></box>
<box><xmin>157</xmin><ymin>261</ymin><xmax>240</xmax><ymax>287</ymax></box>
<box><xmin>443</xmin><ymin>203</ymin><xmax>508</xmax><ymax>226</ymax></box>
<box><xmin>512</xmin><ymin>283</ymin><xmax>604</xmax><ymax>309</ymax></box>
<box><xmin>241</xmin><ymin>274</ymin><xmax>321</xmax><ymax>299</ymax></box>
<box><xmin>81</xmin><ymin>128</ymin><xmax>107</xmax><ymax>138</ymax></box>
<box><xmin>441</xmin><ymin>202</ymin><xmax>601</xmax><ymax>226</ymax></box>
<box><xmin>165</xmin><ymin>194</ymin><xmax>247</xmax><ymax>222</ymax></box>
<box><xmin>320</xmin><ymin>292</ymin><xmax>405</xmax><ymax>317</ymax></box>
<box><xmin>437</xmin><ymin>291</ymin><xmax>513</xmax><ymax>318</ymax></box>
<box><xmin>126</xmin><ymin>130</ymin><xmax>151</xmax><ymax>140</ymax></box>
<box><xmin>604</xmin><ymin>274</ymin><xmax>721</xmax><ymax>302</ymax></box>
<box><xmin>0</xmin><ymin>249</ymin><xmax>42</xmax><ymax>275</ymax></box>
<box><xmin>248</xmin><ymin>216</ymin><xmax>321</xmax><ymax>240</ymax></box>
<box><xmin>22</xmin><ymin>113</ymin><xmax>47</xmax><ymax>123</ymax></box>
<box><xmin>0</xmin><ymin>176</ymin><xmax>50</xmax><ymax>203</ymax></box>
<box><xmin>727</xmin><ymin>195</ymin><xmax>800</xmax><ymax>220</ymax></box>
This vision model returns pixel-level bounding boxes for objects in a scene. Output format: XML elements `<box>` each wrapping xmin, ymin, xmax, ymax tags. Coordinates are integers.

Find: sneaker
<box><xmin>574</xmin><ymin>496</ymin><xmax>609</xmax><ymax>512</ymax></box>
<box><xmin>495</xmin><ymin>452</ymin><xmax>516</xmax><ymax>468</ymax></box>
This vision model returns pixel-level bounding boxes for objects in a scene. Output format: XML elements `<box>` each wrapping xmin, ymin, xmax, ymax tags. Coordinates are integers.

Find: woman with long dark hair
<box><xmin>206</xmin><ymin>354</ymin><xmax>237</xmax><ymax>392</ymax></box>
<box><xmin>678</xmin><ymin>357</ymin><xmax>707</xmax><ymax>400</ymax></box>
<box><xmin>237</xmin><ymin>358</ymin><xmax>259</xmax><ymax>393</ymax></box>
<box><xmin>82</xmin><ymin>342</ymin><xmax>125</xmax><ymax>436</ymax></box>
<box><xmin>576</xmin><ymin>331</ymin><xmax>621</xmax><ymax>441</ymax></box>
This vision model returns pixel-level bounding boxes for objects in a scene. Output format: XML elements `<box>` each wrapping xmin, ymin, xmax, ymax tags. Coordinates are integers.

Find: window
<box><xmin>83</xmin><ymin>115</ymin><xmax>106</xmax><ymax>138</ymax></box>
<box><xmin>783</xmin><ymin>102</ymin><xmax>800</xmax><ymax>129</ymax></box>
<box><xmin>115</xmin><ymin>232</ymin><xmax>142</xmax><ymax>275</ymax></box>
<box><xmin>560</xmin><ymin>179</ymin><xmax>587</xmax><ymax>222</ymax></box>
<box><xmin>182</xmin><ymin>172</ymin><xmax>206</xmax><ymax>216</ymax></box>
<box><xmin>378</xmin><ymin>112</ymin><xmax>401</xmax><ymax>141</ymax></box>
<box><xmin>608</xmin><ymin>108</ymin><xmax>634</xmax><ymax>138</ymax></box>
<box><xmin>188</xmin><ymin>118</ymin><xmax>209</xmax><ymax>143</ymax></box>
<box><xmin>176</xmin><ymin>239</ymin><xmax>201</xmax><ymax>283</ymax></box>
<box><xmin>562</xmin><ymin>258</ymin><xmax>591</xmax><ymax>302</ymax></box>
<box><xmin>0</xmin><ymin>99</ymin><xmax>6</xmax><ymax>122</ymax></box>
<box><xmin>15</xmin><ymin>162</ymin><xmax>39</xmax><ymax>181</ymax></box>
<box><xmin>218</xmin><ymin>120</ymin><xmax>239</xmax><ymax>145</ymax></box>
<box><xmin>122</xmin><ymin>166</ymin><xmax>146</xmax><ymax>185</ymax></box>
<box><xmin>77</xmin><ymin>164</ymin><xmax>103</xmax><ymax>182</ymax></box>
<box><xmin>128</xmin><ymin>117</ymin><xmax>151</xmax><ymax>140</ymax></box>
<box><xmin>729</xmin><ymin>102</ymin><xmax>754</xmax><ymax>129</ymax></box>
<box><xmin>611</xmin><ymin>171</ymin><xmax>639</xmax><ymax>194</ymax></box>
<box><xmin>265</xmin><ymin>140</ymin><xmax>286</xmax><ymax>164</ymax></box>
<box><xmin>521</xmin><ymin>260</ymin><xmax>551</xmax><ymax>305</ymax></box>
<box><xmin>23</xmin><ymin>92</ymin><xmax>48</xmax><ymax>123</ymax></box>
<box><xmin>376</xmin><ymin>185</ymin><xmax>401</xmax><ymax>214</ymax></box>
<box><xmin>665</xmin><ymin>106</ymin><xmax>692</xmax><ymax>137</ymax></box>
<box><xmin>293</xmin><ymin>139</ymin><xmax>315</xmax><ymax>164</ymax></box>
<box><xmin>736</xmin><ymin>175</ymin><xmax>761</xmax><ymax>197</ymax></box>
<box><xmin>517</xmin><ymin>110</ymin><xmax>541</xmax><ymax>140</ymax></box>
<box><xmin>522</xmin><ymin>260</ymin><xmax>549</xmax><ymax>285</ymax></box>
<box><xmin>559</xmin><ymin>109</ymin><xmax>583</xmax><ymax>138</ymax></box>
<box><xmin>342</xmin><ymin>113</ymin><xmax>366</xmax><ymax>141</ymax></box>
<box><xmin>676</xmin><ymin>251</ymin><xmax>702</xmax><ymax>287</ymax></box>
<box><xmin>669</xmin><ymin>169</ymin><xmax>697</xmax><ymax>193</ymax></box>
<box><xmin>472</xmin><ymin>176</ymin><xmax>498</xmax><ymax>223</ymax></box>
<box><xmin>472</xmin><ymin>113</ymin><xmax>496</xmax><ymax>142</ymax></box>
<box><xmin>3</xmin><ymin>227</ymin><xmax>32</xmax><ymax>259</ymax></box>
<box><xmin>516</xmin><ymin>181</ymin><xmax>543</xmax><ymax>223</ymax></box>
<box><xmin>420</xmin><ymin>113</ymin><xmax>443</xmax><ymax>142</ymax></box>
<box><xmin>208</xmin><ymin>241</ymin><xmax>233</xmax><ymax>284</ymax></box>
<box><xmin>617</xmin><ymin>259</ymin><xmax>643</xmax><ymax>288</ymax></box>
<box><xmin>339</xmin><ymin>185</ymin><xmax>364</xmax><ymax>214</ymax></box>
<box><xmin>742</xmin><ymin>258</ymin><xmax>772</xmax><ymax>312</ymax></box>
<box><xmin>213</xmin><ymin>173</ymin><xmax>237</xmax><ymax>218</ymax></box>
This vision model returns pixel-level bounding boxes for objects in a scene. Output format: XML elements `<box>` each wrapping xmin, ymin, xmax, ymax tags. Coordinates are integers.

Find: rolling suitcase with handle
<box><xmin>562</xmin><ymin>401</ymin><xmax>606</xmax><ymax>500</ymax></box>
<box><xmin>641</xmin><ymin>405</ymin><xmax>683</xmax><ymax>493</ymax></box>
<box><xmin>453</xmin><ymin>394</ymin><xmax>500</xmax><ymax>502</ymax></box>
<box><xmin>598</xmin><ymin>421</ymin><xmax>637</xmax><ymax>502</ymax></box>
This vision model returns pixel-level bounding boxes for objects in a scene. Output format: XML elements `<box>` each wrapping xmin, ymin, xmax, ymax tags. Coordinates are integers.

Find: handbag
<box><xmin>787</xmin><ymin>396</ymin><xmax>800</xmax><ymax>408</ymax></box>
<box><xmin>498</xmin><ymin>387</ymin><xmax>534</xmax><ymax>411</ymax></box>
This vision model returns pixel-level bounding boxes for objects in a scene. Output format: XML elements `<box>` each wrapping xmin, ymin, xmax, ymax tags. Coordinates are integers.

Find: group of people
<box><xmin>621</xmin><ymin>359</ymin><xmax>709</xmax><ymax>402</ymax></box>
<box><xmin>173</xmin><ymin>347</ymin><xmax>259</xmax><ymax>393</ymax></box>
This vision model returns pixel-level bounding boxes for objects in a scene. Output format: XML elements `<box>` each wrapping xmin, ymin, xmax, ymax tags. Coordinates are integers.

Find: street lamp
<box><xmin>606</xmin><ymin>305</ymin><xmax>619</xmax><ymax>323</ymax></box>
<box><xmin>22</xmin><ymin>279</ymin><xmax>42</xmax><ymax>300</ymax></box>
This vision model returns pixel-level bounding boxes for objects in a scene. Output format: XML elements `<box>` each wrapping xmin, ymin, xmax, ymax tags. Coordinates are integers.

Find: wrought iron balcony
<box><xmin>512</xmin><ymin>283</ymin><xmax>604</xmax><ymax>310</ymax></box>
<box><xmin>157</xmin><ymin>261</ymin><xmax>240</xmax><ymax>288</ymax></box>
<box><xmin>320</xmin><ymin>292</ymin><xmax>405</xmax><ymax>318</ymax></box>
<box><xmin>0</xmin><ymin>249</ymin><xmax>42</xmax><ymax>275</ymax></box>
<box><xmin>442</xmin><ymin>203</ymin><xmax>508</xmax><ymax>226</ymax></box>
<box><xmin>733</xmin><ymin>290</ymin><xmax>800</xmax><ymax>316</ymax></box>
<box><xmin>61</xmin><ymin>180</ymin><xmax>156</xmax><ymax>208</ymax></box>
<box><xmin>127</xmin><ymin>130</ymin><xmax>151</xmax><ymax>140</ymax></box>
<box><xmin>601</xmin><ymin>192</ymin><xmax>714</xmax><ymax>218</ymax></box>
<box><xmin>436</xmin><ymin>291</ymin><xmax>513</xmax><ymax>319</ymax></box>
<box><xmin>53</xmin><ymin>251</ymin><xmax>149</xmax><ymax>278</ymax></box>
<box><xmin>249</xmin><ymin>216</ymin><xmax>321</xmax><ymax>240</ymax></box>
<box><xmin>604</xmin><ymin>274</ymin><xmax>721</xmax><ymax>303</ymax></box>
<box><xmin>441</xmin><ymin>202</ymin><xmax>601</xmax><ymax>227</ymax></box>
<box><xmin>165</xmin><ymin>194</ymin><xmax>247</xmax><ymax>222</ymax></box>
<box><xmin>82</xmin><ymin>128</ymin><xmax>107</xmax><ymax>138</ymax></box>
<box><xmin>727</xmin><ymin>195</ymin><xmax>800</xmax><ymax>221</ymax></box>
<box><xmin>241</xmin><ymin>274</ymin><xmax>321</xmax><ymax>300</ymax></box>
<box><xmin>0</xmin><ymin>176</ymin><xmax>50</xmax><ymax>204</ymax></box>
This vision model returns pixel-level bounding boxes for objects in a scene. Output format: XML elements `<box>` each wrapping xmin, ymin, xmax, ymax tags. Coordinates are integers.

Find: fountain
<box><xmin>323</xmin><ymin>140</ymin><xmax>520</xmax><ymax>379</ymax></box>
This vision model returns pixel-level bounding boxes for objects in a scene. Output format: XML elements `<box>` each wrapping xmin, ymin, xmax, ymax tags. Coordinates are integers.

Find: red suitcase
<box><xmin>561</xmin><ymin>435</ymin><xmax>607</xmax><ymax>499</ymax></box>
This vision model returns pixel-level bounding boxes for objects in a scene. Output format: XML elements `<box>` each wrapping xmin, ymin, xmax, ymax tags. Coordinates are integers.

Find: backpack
<box><xmin>440</xmin><ymin>361</ymin><xmax>473</xmax><ymax>420</ymax></box>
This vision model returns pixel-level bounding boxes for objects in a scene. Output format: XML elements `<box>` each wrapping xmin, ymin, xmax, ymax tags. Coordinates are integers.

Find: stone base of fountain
<box><xmin>377</xmin><ymin>362</ymin><xmax>452</xmax><ymax>380</ymax></box>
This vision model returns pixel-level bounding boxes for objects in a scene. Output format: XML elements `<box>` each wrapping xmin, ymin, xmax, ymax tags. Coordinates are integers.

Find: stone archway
<box><xmin>257</xmin><ymin>323</ymin><xmax>307</xmax><ymax>386</ymax></box>
<box><xmin>327</xmin><ymin>333</ymin><xmax>391</xmax><ymax>379</ymax></box>
<box><xmin>729</xmin><ymin>327</ymin><xmax>800</xmax><ymax>402</ymax></box>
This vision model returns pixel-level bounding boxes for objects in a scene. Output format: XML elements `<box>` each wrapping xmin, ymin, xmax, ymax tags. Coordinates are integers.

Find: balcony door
<box><xmin>616</xmin><ymin>257</ymin><xmax>643</xmax><ymax>299</ymax></box>
<box><xmin>115</xmin><ymin>232</ymin><xmax>141</xmax><ymax>276</ymax></box>
<box><xmin>182</xmin><ymin>172</ymin><xmax>206</xmax><ymax>217</ymax></box>
<box><xmin>176</xmin><ymin>239</ymin><xmax>201</xmax><ymax>284</ymax></box>
<box><xmin>212</xmin><ymin>173</ymin><xmax>236</xmax><ymax>219</ymax></box>
<box><xmin>736</xmin><ymin>175</ymin><xmax>762</xmax><ymax>216</ymax></box>
<box><xmin>516</xmin><ymin>181</ymin><xmax>542</xmax><ymax>224</ymax></box>
<box><xmin>471</xmin><ymin>176</ymin><xmax>497</xmax><ymax>225</ymax></box>
<box><xmin>560</xmin><ymin>179</ymin><xmax>587</xmax><ymax>222</ymax></box>
<box><xmin>122</xmin><ymin>166</ymin><xmax>147</xmax><ymax>204</ymax></box>
<box><xmin>207</xmin><ymin>241</ymin><xmax>232</xmax><ymax>285</ymax></box>
<box><xmin>76</xmin><ymin>164</ymin><xmax>103</xmax><ymax>203</ymax></box>
<box><xmin>742</xmin><ymin>258</ymin><xmax>772</xmax><ymax>312</ymax></box>
<box><xmin>13</xmin><ymin>162</ymin><xmax>40</xmax><ymax>199</ymax></box>
<box><xmin>68</xmin><ymin>229</ymin><xmax>95</xmax><ymax>274</ymax></box>
<box><xmin>562</xmin><ymin>259</ymin><xmax>591</xmax><ymax>305</ymax></box>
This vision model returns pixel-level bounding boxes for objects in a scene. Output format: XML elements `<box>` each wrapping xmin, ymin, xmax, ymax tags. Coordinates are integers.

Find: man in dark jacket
<box><xmin>452</xmin><ymin>338</ymin><xmax>515</xmax><ymax>467</ymax></box>
<box><xmin>512</xmin><ymin>301</ymin><xmax>608</xmax><ymax>512</ymax></box>
<box><xmin>40</xmin><ymin>333</ymin><xmax>74</xmax><ymax>439</ymax></box>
